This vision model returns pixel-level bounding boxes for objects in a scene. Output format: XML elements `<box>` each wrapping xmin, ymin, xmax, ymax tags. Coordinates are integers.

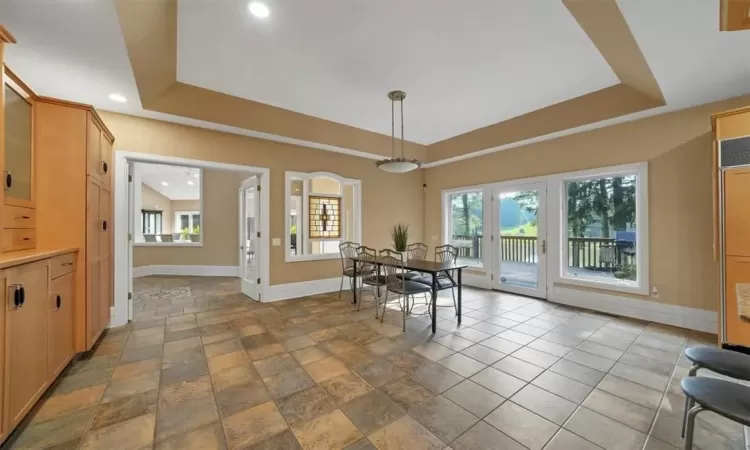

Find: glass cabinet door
<box><xmin>4</xmin><ymin>76</ymin><xmax>33</xmax><ymax>204</ymax></box>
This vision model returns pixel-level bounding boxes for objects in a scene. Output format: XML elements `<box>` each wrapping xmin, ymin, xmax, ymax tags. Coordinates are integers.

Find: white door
<box><xmin>127</xmin><ymin>161</ymin><xmax>135</xmax><ymax>320</ymax></box>
<box><xmin>492</xmin><ymin>181</ymin><xmax>548</xmax><ymax>299</ymax></box>
<box><xmin>239</xmin><ymin>176</ymin><xmax>261</xmax><ymax>301</ymax></box>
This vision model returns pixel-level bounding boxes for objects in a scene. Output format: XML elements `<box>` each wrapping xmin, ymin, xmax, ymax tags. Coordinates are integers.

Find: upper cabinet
<box><xmin>2</xmin><ymin>67</ymin><xmax>34</xmax><ymax>208</ymax></box>
<box><xmin>87</xmin><ymin>112</ymin><xmax>112</xmax><ymax>188</ymax></box>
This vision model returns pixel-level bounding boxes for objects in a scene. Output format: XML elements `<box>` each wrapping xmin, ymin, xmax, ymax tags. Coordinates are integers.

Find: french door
<box><xmin>239</xmin><ymin>176</ymin><xmax>261</xmax><ymax>301</ymax></box>
<box><xmin>492</xmin><ymin>182</ymin><xmax>548</xmax><ymax>299</ymax></box>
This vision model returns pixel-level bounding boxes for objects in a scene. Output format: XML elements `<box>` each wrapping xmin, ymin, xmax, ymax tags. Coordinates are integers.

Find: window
<box><xmin>141</xmin><ymin>210</ymin><xmax>162</xmax><ymax>235</ymax></box>
<box><xmin>560</xmin><ymin>164</ymin><xmax>648</xmax><ymax>293</ymax></box>
<box><xmin>447</xmin><ymin>190</ymin><xmax>484</xmax><ymax>268</ymax></box>
<box><xmin>285</xmin><ymin>171</ymin><xmax>361</xmax><ymax>261</ymax></box>
<box><xmin>133</xmin><ymin>162</ymin><xmax>202</xmax><ymax>245</ymax></box>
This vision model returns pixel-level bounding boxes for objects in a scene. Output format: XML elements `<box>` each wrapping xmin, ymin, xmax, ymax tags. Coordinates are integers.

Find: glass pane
<box><xmin>449</xmin><ymin>191</ymin><xmax>483</xmax><ymax>267</ymax></box>
<box><xmin>192</xmin><ymin>214</ymin><xmax>200</xmax><ymax>232</ymax></box>
<box><xmin>309</xmin><ymin>240</ymin><xmax>340</xmax><ymax>255</ymax></box>
<box><xmin>180</xmin><ymin>215</ymin><xmax>190</xmax><ymax>231</ymax></box>
<box><xmin>4</xmin><ymin>85</ymin><xmax>32</xmax><ymax>201</ymax></box>
<box><xmin>499</xmin><ymin>190</ymin><xmax>539</xmax><ymax>288</ymax></box>
<box><xmin>310</xmin><ymin>176</ymin><xmax>341</xmax><ymax>195</ymax></box>
<box><xmin>290</xmin><ymin>195</ymin><xmax>301</xmax><ymax>256</ymax></box>
<box><xmin>565</xmin><ymin>174</ymin><xmax>637</xmax><ymax>283</ymax></box>
<box><xmin>244</xmin><ymin>187</ymin><xmax>258</xmax><ymax>282</ymax></box>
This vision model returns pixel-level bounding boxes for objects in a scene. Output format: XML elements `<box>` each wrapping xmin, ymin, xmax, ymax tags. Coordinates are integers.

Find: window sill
<box><xmin>555</xmin><ymin>275</ymin><xmax>648</xmax><ymax>296</ymax></box>
<box><xmin>134</xmin><ymin>242</ymin><xmax>203</xmax><ymax>248</ymax></box>
<box><xmin>285</xmin><ymin>254</ymin><xmax>339</xmax><ymax>263</ymax></box>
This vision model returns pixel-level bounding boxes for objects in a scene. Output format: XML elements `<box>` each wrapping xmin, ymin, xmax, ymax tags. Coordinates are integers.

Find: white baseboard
<box><xmin>462</xmin><ymin>271</ymin><xmax>491</xmax><ymax>290</ymax></box>
<box><xmin>266</xmin><ymin>277</ymin><xmax>341</xmax><ymax>303</ymax></box>
<box><xmin>550</xmin><ymin>285</ymin><xmax>718</xmax><ymax>334</ymax></box>
<box><xmin>133</xmin><ymin>265</ymin><xmax>240</xmax><ymax>278</ymax></box>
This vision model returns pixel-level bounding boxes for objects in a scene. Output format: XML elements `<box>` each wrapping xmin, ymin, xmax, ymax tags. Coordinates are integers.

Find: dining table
<box><xmin>348</xmin><ymin>256</ymin><xmax>467</xmax><ymax>333</ymax></box>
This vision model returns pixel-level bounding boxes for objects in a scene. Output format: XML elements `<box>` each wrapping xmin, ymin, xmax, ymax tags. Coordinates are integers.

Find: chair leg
<box><xmin>451</xmin><ymin>287</ymin><xmax>458</xmax><ymax>316</ymax></box>
<box><xmin>681</xmin><ymin>365</ymin><xmax>700</xmax><ymax>438</ymax></box>
<box><xmin>402</xmin><ymin>295</ymin><xmax>407</xmax><ymax>332</ymax></box>
<box><xmin>381</xmin><ymin>290</ymin><xmax>388</xmax><ymax>323</ymax></box>
<box><xmin>338</xmin><ymin>276</ymin><xmax>344</xmax><ymax>299</ymax></box>
<box><xmin>374</xmin><ymin>286</ymin><xmax>380</xmax><ymax>319</ymax></box>
<box><xmin>684</xmin><ymin>404</ymin><xmax>703</xmax><ymax>450</ymax></box>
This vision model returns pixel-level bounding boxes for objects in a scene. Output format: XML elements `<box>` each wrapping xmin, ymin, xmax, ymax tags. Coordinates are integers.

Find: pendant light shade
<box><xmin>376</xmin><ymin>91</ymin><xmax>422</xmax><ymax>173</ymax></box>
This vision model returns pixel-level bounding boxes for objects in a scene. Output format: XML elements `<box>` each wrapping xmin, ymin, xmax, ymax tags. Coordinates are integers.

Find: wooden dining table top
<box><xmin>348</xmin><ymin>256</ymin><xmax>467</xmax><ymax>274</ymax></box>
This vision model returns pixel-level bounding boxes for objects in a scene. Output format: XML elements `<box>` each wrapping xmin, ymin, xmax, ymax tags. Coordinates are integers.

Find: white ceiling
<box><xmin>177</xmin><ymin>0</ymin><xmax>619</xmax><ymax>144</ymax></box>
<box><xmin>0</xmin><ymin>1</ymin><xmax>748</xmax><ymax>154</ymax></box>
<box><xmin>137</xmin><ymin>162</ymin><xmax>201</xmax><ymax>200</ymax></box>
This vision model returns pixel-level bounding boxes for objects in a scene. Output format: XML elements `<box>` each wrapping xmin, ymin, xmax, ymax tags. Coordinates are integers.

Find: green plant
<box><xmin>290</xmin><ymin>224</ymin><xmax>297</xmax><ymax>234</ymax></box>
<box><xmin>391</xmin><ymin>223</ymin><xmax>410</xmax><ymax>252</ymax></box>
<box><xmin>180</xmin><ymin>225</ymin><xmax>200</xmax><ymax>240</ymax></box>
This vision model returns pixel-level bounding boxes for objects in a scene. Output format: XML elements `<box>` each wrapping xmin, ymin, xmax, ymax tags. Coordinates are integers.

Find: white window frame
<box><xmin>285</xmin><ymin>171</ymin><xmax>362</xmax><ymax>262</ymax></box>
<box><xmin>174</xmin><ymin>210</ymin><xmax>201</xmax><ymax>234</ymax></box>
<box><xmin>441</xmin><ymin>186</ymin><xmax>492</xmax><ymax>270</ymax></box>
<box><xmin>550</xmin><ymin>162</ymin><xmax>649</xmax><ymax>295</ymax></box>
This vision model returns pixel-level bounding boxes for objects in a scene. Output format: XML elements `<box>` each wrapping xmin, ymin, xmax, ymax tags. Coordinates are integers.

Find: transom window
<box><xmin>285</xmin><ymin>171</ymin><xmax>361</xmax><ymax>262</ymax></box>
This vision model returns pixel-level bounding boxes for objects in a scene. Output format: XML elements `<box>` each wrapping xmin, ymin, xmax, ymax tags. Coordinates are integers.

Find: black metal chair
<box><xmin>681</xmin><ymin>377</ymin><xmax>750</xmax><ymax>449</ymax></box>
<box><xmin>414</xmin><ymin>244</ymin><xmax>459</xmax><ymax>315</ymax></box>
<box><xmin>338</xmin><ymin>241</ymin><xmax>360</xmax><ymax>299</ymax></box>
<box><xmin>400</xmin><ymin>243</ymin><xmax>428</xmax><ymax>281</ymax></box>
<box><xmin>380</xmin><ymin>249</ymin><xmax>432</xmax><ymax>331</ymax></box>
<box><xmin>357</xmin><ymin>246</ymin><xmax>386</xmax><ymax>315</ymax></box>
<box><xmin>680</xmin><ymin>346</ymin><xmax>750</xmax><ymax>438</ymax></box>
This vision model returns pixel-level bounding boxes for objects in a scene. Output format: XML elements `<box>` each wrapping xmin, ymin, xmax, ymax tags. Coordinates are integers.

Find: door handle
<box><xmin>11</xmin><ymin>285</ymin><xmax>20</xmax><ymax>308</ymax></box>
<box><xmin>541</xmin><ymin>240</ymin><xmax>547</xmax><ymax>254</ymax></box>
<box><xmin>3</xmin><ymin>171</ymin><xmax>11</xmax><ymax>190</ymax></box>
<box><xmin>19</xmin><ymin>286</ymin><xmax>25</xmax><ymax>306</ymax></box>
<box><xmin>56</xmin><ymin>294</ymin><xmax>61</xmax><ymax>309</ymax></box>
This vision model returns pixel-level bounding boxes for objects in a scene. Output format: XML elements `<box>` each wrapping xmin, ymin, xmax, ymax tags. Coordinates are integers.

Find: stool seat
<box><xmin>681</xmin><ymin>377</ymin><xmax>750</xmax><ymax>426</ymax></box>
<box><xmin>684</xmin><ymin>346</ymin><xmax>750</xmax><ymax>381</ymax></box>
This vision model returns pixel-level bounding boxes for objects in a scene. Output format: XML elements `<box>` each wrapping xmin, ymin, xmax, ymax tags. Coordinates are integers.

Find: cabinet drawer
<box><xmin>3</xmin><ymin>205</ymin><xmax>36</xmax><ymax>229</ymax></box>
<box><xmin>1</xmin><ymin>228</ymin><xmax>36</xmax><ymax>252</ymax></box>
<box><xmin>50</xmin><ymin>253</ymin><xmax>76</xmax><ymax>280</ymax></box>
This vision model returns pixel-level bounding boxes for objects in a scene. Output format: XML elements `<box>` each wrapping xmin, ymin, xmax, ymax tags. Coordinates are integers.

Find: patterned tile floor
<box><xmin>5</xmin><ymin>276</ymin><xmax>746</xmax><ymax>449</ymax></box>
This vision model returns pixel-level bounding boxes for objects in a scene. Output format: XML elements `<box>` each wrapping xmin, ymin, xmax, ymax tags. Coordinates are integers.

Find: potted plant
<box><xmin>391</xmin><ymin>223</ymin><xmax>410</xmax><ymax>262</ymax></box>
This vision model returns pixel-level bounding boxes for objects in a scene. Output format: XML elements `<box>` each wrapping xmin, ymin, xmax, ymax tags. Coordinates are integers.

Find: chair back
<box><xmin>144</xmin><ymin>234</ymin><xmax>157</xmax><ymax>243</ymax></box>
<box><xmin>356</xmin><ymin>246</ymin><xmax>378</xmax><ymax>276</ymax></box>
<box><xmin>436</xmin><ymin>244</ymin><xmax>458</xmax><ymax>265</ymax></box>
<box><xmin>408</xmin><ymin>243</ymin><xmax>428</xmax><ymax>261</ymax></box>
<box><xmin>379</xmin><ymin>249</ymin><xmax>405</xmax><ymax>292</ymax></box>
<box><xmin>160</xmin><ymin>234</ymin><xmax>174</xmax><ymax>243</ymax></box>
<box><xmin>339</xmin><ymin>241</ymin><xmax>359</xmax><ymax>272</ymax></box>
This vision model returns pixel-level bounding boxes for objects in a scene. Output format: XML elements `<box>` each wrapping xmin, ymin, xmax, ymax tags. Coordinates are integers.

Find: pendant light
<box><xmin>376</xmin><ymin>90</ymin><xmax>422</xmax><ymax>173</ymax></box>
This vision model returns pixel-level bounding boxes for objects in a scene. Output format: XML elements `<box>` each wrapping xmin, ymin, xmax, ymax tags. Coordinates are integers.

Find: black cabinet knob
<box><xmin>4</xmin><ymin>172</ymin><xmax>11</xmax><ymax>190</ymax></box>
<box><xmin>20</xmin><ymin>287</ymin><xmax>25</xmax><ymax>306</ymax></box>
<box><xmin>102</xmin><ymin>161</ymin><xmax>108</xmax><ymax>174</ymax></box>
<box><xmin>13</xmin><ymin>287</ymin><xmax>20</xmax><ymax>307</ymax></box>
<box><xmin>56</xmin><ymin>294</ymin><xmax>61</xmax><ymax>309</ymax></box>
<box><xmin>102</xmin><ymin>220</ymin><xmax>107</xmax><ymax>231</ymax></box>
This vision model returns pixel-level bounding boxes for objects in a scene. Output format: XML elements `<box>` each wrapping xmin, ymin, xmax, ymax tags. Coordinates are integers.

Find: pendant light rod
<box><xmin>376</xmin><ymin>90</ymin><xmax>421</xmax><ymax>173</ymax></box>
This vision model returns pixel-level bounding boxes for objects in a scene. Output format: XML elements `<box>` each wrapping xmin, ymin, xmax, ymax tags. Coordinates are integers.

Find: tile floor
<box><xmin>5</xmin><ymin>276</ymin><xmax>746</xmax><ymax>450</ymax></box>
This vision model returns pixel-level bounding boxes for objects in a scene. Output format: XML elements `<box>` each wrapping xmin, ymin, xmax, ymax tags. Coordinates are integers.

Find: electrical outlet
<box><xmin>651</xmin><ymin>286</ymin><xmax>659</xmax><ymax>299</ymax></box>
<box><xmin>271</xmin><ymin>238</ymin><xmax>281</xmax><ymax>247</ymax></box>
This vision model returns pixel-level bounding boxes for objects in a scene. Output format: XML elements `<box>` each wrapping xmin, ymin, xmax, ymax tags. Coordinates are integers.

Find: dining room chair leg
<box><xmin>683</xmin><ymin>404</ymin><xmax>703</xmax><ymax>450</ymax></box>
<box><xmin>451</xmin><ymin>287</ymin><xmax>458</xmax><ymax>316</ymax></box>
<box><xmin>401</xmin><ymin>295</ymin><xmax>407</xmax><ymax>332</ymax></box>
<box><xmin>680</xmin><ymin>365</ymin><xmax>700</xmax><ymax>438</ymax></box>
<box><xmin>338</xmin><ymin>276</ymin><xmax>345</xmax><ymax>299</ymax></box>
<box><xmin>381</xmin><ymin>290</ymin><xmax>389</xmax><ymax>323</ymax></box>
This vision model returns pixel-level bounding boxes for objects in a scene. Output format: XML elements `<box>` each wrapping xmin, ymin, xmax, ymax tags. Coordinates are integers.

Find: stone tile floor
<box><xmin>5</xmin><ymin>276</ymin><xmax>746</xmax><ymax>449</ymax></box>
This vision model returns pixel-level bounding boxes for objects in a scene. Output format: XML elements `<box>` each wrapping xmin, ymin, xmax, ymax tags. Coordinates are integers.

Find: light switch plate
<box><xmin>272</xmin><ymin>238</ymin><xmax>281</xmax><ymax>247</ymax></box>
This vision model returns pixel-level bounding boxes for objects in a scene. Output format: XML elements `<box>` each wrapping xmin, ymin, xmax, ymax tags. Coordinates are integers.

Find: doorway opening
<box><xmin>112</xmin><ymin>151</ymin><xmax>270</xmax><ymax>327</ymax></box>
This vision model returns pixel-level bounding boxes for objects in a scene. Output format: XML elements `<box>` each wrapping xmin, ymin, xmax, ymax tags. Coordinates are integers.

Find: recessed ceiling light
<box><xmin>248</xmin><ymin>1</ymin><xmax>269</xmax><ymax>18</ymax></box>
<box><xmin>161</xmin><ymin>181</ymin><xmax>168</xmax><ymax>186</ymax></box>
<box><xmin>108</xmin><ymin>93</ymin><xmax>127</xmax><ymax>103</ymax></box>
<box><xmin>187</xmin><ymin>180</ymin><xmax>194</xmax><ymax>186</ymax></box>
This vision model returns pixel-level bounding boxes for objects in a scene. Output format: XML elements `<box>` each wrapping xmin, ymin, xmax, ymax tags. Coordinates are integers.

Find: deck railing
<box><xmin>451</xmin><ymin>234</ymin><xmax>635</xmax><ymax>269</ymax></box>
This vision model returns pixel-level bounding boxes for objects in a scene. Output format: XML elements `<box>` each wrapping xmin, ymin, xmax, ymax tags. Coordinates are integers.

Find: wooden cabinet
<box><xmin>87</xmin><ymin>112</ymin><xmax>112</xmax><ymax>188</ymax></box>
<box><xmin>4</xmin><ymin>260</ymin><xmax>49</xmax><ymax>431</ymax></box>
<box><xmin>48</xmin><ymin>271</ymin><xmax>74</xmax><ymax>378</ymax></box>
<box><xmin>724</xmin><ymin>256</ymin><xmax>750</xmax><ymax>347</ymax></box>
<box><xmin>36</xmin><ymin>100</ymin><xmax>114</xmax><ymax>352</ymax></box>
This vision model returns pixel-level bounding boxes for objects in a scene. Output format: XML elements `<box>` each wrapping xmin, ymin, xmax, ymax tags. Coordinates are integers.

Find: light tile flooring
<box><xmin>5</xmin><ymin>276</ymin><xmax>746</xmax><ymax>450</ymax></box>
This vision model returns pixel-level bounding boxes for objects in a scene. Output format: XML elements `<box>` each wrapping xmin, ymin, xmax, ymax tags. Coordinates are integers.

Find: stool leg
<box><xmin>681</xmin><ymin>364</ymin><xmax>700</xmax><ymax>438</ymax></box>
<box><xmin>684</xmin><ymin>405</ymin><xmax>703</xmax><ymax>450</ymax></box>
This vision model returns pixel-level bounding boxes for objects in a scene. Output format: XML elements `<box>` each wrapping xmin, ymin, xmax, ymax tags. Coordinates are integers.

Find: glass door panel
<box><xmin>493</xmin><ymin>182</ymin><xmax>547</xmax><ymax>298</ymax></box>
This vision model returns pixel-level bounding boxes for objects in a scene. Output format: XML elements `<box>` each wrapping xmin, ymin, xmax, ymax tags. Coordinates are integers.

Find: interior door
<box><xmin>493</xmin><ymin>182</ymin><xmax>547</xmax><ymax>299</ymax></box>
<box><xmin>239</xmin><ymin>176</ymin><xmax>261</xmax><ymax>301</ymax></box>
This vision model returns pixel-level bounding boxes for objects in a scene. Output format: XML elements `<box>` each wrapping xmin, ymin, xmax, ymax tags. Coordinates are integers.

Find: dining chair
<box><xmin>380</xmin><ymin>249</ymin><xmax>431</xmax><ymax>331</ymax></box>
<box><xmin>400</xmin><ymin>243</ymin><xmax>428</xmax><ymax>281</ymax></box>
<box><xmin>357</xmin><ymin>246</ymin><xmax>385</xmax><ymax>315</ymax></box>
<box><xmin>338</xmin><ymin>241</ymin><xmax>360</xmax><ymax>299</ymax></box>
<box><xmin>415</xmin><ymin>244</ymin><xmax>459</xmax><ymax>315</ymax></box>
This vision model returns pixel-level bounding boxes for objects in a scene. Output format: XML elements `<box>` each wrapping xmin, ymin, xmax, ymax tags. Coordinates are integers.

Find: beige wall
<box><xmin>141</xmin><ymin>183</ymin><xmax>172</xmax><ymax>232</ymax></box>
<box><xmin>425</xmin><ymin>94</ymin><xmax>750</xmax><ymax>313</ymax></box>
<box><xmin>102</xmin><ymin>112</ymin><xmax>424</xmax><ymax>285</ymax></box>
<box><xmin>134</xmin><ymin>169</ymin><xmax>248</xmax><ymax>267</ymax></box>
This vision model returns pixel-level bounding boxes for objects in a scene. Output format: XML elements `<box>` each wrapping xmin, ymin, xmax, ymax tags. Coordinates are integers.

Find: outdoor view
<box><xmin>449</xmin><ymin>191</ymin><xmax>483</xmax><ymax>266</ymax></box>
<box><xmin>499</xmin><ymin>190</ymin><xmax>539</xmax><ymax>288</ymax></box>
<box><xmin>565</xmin><ymin>174</ymin><xmax>637</xmax><ymax>283</ymax></box>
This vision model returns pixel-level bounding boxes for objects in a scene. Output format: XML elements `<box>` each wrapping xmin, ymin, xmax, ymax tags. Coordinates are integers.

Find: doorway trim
<box><xmin>113</xmin><ymin>150</ymin><xmax>270</xmax><ymax>328</ymax></box>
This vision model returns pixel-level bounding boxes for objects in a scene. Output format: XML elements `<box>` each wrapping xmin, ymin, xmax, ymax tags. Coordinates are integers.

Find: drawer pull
<box><xmin>12</xmin><ymin>286</ymin><xmax>20</xmax><ymax>308</ymax></box>
<box><xmin>4</xmin><ymin>171</ymin><xmax>11</xmax><ymax>190</ymax></box>
<box><xmin>19</xmin><ymin>286</ymin><xmax>25</xmax><ymax>306</ymax></box>
<box><xmin>22</xmin><ymin>238</ymin><xmax>29</xmax><ymax>241</ymax></box>
<box><xmin>61</xmin><ymin>262</ymin><xmax>73</xmax><ymax>267</ymax></box>
<box><xmin>16</xmin><ymin>216</ymin><xmax>30</xmax><ymax>220</ymax></box>
<box><xmin>56</xmin><ymin>294</ymin><xmax>61</xmax><ymax>309</ymax></box>
<box><xmin>102</xmin><ymin>220</ymin><xmax>107</xmax><ymax>231</ymax></box>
